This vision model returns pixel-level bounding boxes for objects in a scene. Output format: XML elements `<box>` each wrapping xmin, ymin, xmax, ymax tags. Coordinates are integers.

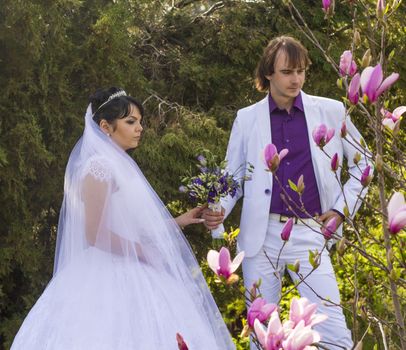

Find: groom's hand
<box><xmin>319</xmin><ymin>210</ymin><xmax>344</xmax><ymax>227</ymax></box>
<box><xmin>201</xmin><ymin>207</ymin><xmax>225</xmax><ymax>230</ymax></box>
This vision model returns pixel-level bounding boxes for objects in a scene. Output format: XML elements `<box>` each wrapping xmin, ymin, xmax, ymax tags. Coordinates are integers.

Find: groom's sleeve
<box><xmin>221</xmin><ymin>112</ymin><xmax>247</xmax><ymax>219</ymax></box>
<box><xmin>211</xmin><ymin>113</ymin><xmax>246</xmax><ymax>239</ymax></box>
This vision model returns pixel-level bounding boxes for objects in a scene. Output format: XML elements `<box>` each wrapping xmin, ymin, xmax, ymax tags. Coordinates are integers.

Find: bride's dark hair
<box><xmin>89</xmin><ymin>87</ymin><xmax>144</xmax><ymax>126</ymax></box>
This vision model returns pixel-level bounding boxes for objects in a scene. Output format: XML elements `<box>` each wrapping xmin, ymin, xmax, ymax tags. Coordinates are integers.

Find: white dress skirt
<box><xmin>11</xmin><ymin>247</ymin><xmax>228</xmax><ymax>350</ymax></box>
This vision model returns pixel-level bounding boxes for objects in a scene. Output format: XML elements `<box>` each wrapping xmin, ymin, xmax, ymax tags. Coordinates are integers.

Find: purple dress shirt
<box><xmin>269</xmin><ymin>93</ymin><xmax>322</xmax><ymax>218</ymax></box>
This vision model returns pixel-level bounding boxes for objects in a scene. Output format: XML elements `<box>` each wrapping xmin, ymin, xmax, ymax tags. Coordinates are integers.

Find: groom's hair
<box><xmin>255</xmin><ymin>36</ymin><xmax>311</xmax><ymax>92</ymax></box>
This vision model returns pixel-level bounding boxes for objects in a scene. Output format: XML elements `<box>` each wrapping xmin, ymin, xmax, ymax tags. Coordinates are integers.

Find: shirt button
<box><xmin>286</xmin><ymin>162</ymin><xmax>290</xmax><ymax>165</ymax></box>
<box><xmin>286</xmin><ymin>139</ymin><xmax>290</xmax><ymax>143</ymax></box>
<box><xmin>285</xmin><ymin>185</ymin><xmax>289</xmax><ymax>188</ymax></box>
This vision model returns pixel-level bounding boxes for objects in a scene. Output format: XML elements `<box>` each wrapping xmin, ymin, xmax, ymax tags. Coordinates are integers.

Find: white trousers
<box><xmin>242</xmin><ymin>218</ymin><xmax>353</xmax><ymax>350</ymax></box>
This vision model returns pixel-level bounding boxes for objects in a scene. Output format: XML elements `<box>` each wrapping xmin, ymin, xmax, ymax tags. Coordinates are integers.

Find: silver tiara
<box><xmin>107</xmin><ymin>90</ymin><xmax>127</xmax><ymax>101</ymax></box>
<box><xmin>96</xmin><ymin>90</ymin><xmax>127</xmax><ymax>112</ymax></box>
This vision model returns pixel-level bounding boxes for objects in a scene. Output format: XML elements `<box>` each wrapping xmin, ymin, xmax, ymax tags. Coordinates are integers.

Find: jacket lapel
<box><xmin>255</xmin><ymin>94</ymin><xmax>273</xmax><ymax>189</ymax></box>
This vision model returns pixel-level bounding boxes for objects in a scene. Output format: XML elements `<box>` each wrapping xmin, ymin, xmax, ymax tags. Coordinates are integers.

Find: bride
<box><xmin>12</xmin><ymin>87</ymin><xmax>235</xmax><ymax>349</ymax></box>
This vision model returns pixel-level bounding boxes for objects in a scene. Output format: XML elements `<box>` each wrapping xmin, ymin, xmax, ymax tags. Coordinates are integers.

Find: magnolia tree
<box><xmin>282</xmin><ymin>0</ymin><xmax>405</xmax><ymax>348</ymax></box>
<box><xmin>196</xmin><ymin>0</ymin><xmax>405</xmax><ymax>349</ymax></box>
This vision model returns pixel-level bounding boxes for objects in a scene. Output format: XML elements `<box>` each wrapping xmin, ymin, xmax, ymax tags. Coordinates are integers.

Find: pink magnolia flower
<box><xmin>289</xmin><ymin>297</ymin><xmax>328</xmax><ymax>328</ymax></box>
<box><xmin>322</xmin><ymin>0</ymin><xmax>334</xmax><ymax>14</ymax></box>
<box><xmin>348</xmin><ymin>73</ymin><xmax>361</xmax><ymax>104</ymax></box>
<box><xmin>360</xmin><ymin>64</ymin><xmax>399</xmax><ymax>103</ymax></box>
<box><xmin>207</xmin><ymin>247</ymin><xmax>244</xmax><ymax>282</ymax></box>
<box><xmin>312</xmin><ymin>124</ymin><xmax>335</xmax><ymax>148</ymax></box>
<box><xmin>264</xmin><ymin>143</ymin><xmax>289</xmax><ymax>173</ymax></box>
<box><xmin>388</xmin><ymin>192</ymin><xmax>406</xmax><ymax>234</ymax></box>
<box><xmin>331</xmin><ymin>153</ymin><xmax>339</xmax><ymax>171</ymax></box>
<box><xmin>176</xmin><ymin>333</ymin><xmax>189</xmax><ymax>350</ymax></box>
<box><xmin>321</xmin><ymin>216</ymin><xmax>338</xmax><ymax>240</ymax></box>
<box><xmin>339</xmin><ymin>50</ymin><xmax>357</xmax><ymax>77</ymax></box>
<box><xmin>247</xmin><ymin>298</ymin><xmax>278</xmax><ymax>328</ymax></box>
<box><xmin>382</xmin><ymin>106</ymin><xmax>406</xmax><ymax>131</ymax></box>
<box><xmin>281</xmin><ymin>218</ymin><xmax>294</xmax><ymax>241</ymax></box>
<box><xmin>254</xmin><ymin>312</ymin><xmax>285</xmax><ymax>350</ymax></box>
<box><xmin>282</xmin><ymin>320</ymin><xmax>321</xmax><ymax>350</ymax></box>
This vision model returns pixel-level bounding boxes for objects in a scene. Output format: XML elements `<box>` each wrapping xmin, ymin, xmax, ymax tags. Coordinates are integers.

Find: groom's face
<box><xmin>266</xmin><ymin>51</ymin><xmax>306</xmax><ymax>100</ymax></box>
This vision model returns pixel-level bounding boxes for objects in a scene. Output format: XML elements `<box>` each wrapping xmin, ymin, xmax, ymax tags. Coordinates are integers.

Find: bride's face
<box><xmin>109</xmin><ymin>104</ymin><xmax>143</xmax><ymax>151</ymax></box>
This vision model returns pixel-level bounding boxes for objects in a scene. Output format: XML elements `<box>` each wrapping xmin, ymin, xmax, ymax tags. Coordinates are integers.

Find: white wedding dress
<box><xmin>12</xmin><ymin>105</ymin><xmax>235</xmax><ymax>350</ymax></box>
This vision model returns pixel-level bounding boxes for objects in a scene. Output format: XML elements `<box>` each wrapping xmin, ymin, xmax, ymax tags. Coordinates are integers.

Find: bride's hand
<box><xmin>175</xmin><ymin>206</ymin><xmax>206</xmax><ymax>229</ymax></box>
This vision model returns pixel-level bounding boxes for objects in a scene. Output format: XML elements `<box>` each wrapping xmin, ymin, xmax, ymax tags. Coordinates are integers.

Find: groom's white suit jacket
<box><xmin>216</xmin><ymin>91</ymin><xmax>371</xmax><ymax>258</ymax></box>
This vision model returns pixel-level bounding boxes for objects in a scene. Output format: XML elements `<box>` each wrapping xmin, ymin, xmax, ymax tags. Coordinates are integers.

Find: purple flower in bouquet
<box><xmin>181</xmin><ymin>151</ymin><xmax>252</xmax><ymax>206</ymax></box>
<box><xmin>192</xmin><ymin>178</ymin><xmax>203</xmax><ymax>186</ymax></box>
<box><xmin>208</xmin><ymin>187</ymin><xmax>218</xmax><ymax>203</ymax></box>
<box><xmin>197</xmin><ymin>155</ymin><xmax>207</xmax><ymax>166</ymax></box>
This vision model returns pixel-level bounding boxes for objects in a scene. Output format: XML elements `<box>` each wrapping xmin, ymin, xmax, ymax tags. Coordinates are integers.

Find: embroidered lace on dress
<box><xmin>85</xmin><ymin>157</ymin><xmax>112</xmax><ymax>182</ymax></box>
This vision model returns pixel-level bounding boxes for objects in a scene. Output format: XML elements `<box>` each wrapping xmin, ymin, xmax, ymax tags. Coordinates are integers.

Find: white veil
<box><xmin>48</xmin><ymin>104</ymin><xmax>235</xmax><ymax>349</ymax></box>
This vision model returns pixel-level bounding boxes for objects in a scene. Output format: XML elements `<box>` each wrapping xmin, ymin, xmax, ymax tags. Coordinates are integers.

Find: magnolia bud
<box><xmin>361</xmin><ymin>49</ymin><xmax>372</xmax><ymax>68</ymax></box>
<box><xmin>375</xmin><ymin>154</ymin><xmax>384</xmax><ymax>172</ymax></box>
<box><xmin>240</xmin><ymin>324</ymin><xmax>251</xmax><ymax>337</ymax></box>
<box><xmin>367</xmin><ymin>271</ymin><xmax>374</xmax><ymax>286</ymax></box>
<box><xmin>297</xmin><ymin>175</ymin><xmax>305</xmax><ymax>194</ymax></box>
<box><xmin>249</xmin><ymin>285</ymin><xmax>257</xmax><ymax>301</ymax></box>
<box><xmin>353</xmin><ymin>152</ymin><xmax>361</xmax><ymax>164</ymax></box>
<box><xmin>343</xmin><ymin>205</ymin><xmax>350</xmax><ymax>218</ymax></box>
<box><xmin>341</xmin><ymin>122</ymin><xmax>347</xmax><ymax>138</ymax></box>
<box><xmin>226</xmin><ymin>274</ymin><xmax>240</xmax><ymax>285</ymax></box>
<box><xmin>376</xmin><ymin>0</ymin><xmax>385</xmax><ymax>20</ymax></box>
<box><xmin>389</xmin><ymin>269</ymin><xmax>398</xmax><ymax>281</ymax></box>
<box><xmin>387</xmin><ymin>248</ymin><xmax>394</xmax><ymax>262</ymax></box>
<box><xmin>353</xmin><ymin>30</ymin><xmax>361</xmax><ymax>46</ymax></box>
<box><xmin>337</xmin><ymin>237</ymin><xmax>347</xmax><ymax>256</ymax></box>
<box><xmin>293</xmin><ymin>259</ymin><xmax>300</xmax><ymax>273</ymax></box>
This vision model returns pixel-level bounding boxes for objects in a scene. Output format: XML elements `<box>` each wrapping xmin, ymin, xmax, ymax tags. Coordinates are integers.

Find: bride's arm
<box><xmin>82</xmin><ymin>173</ymin><xmax>146</xmax><ymax>259</ymax></box>
<box><xmin>174</xmin><ymin>207</ymin><xmax>205</xmax><ymax>229</ymax></box>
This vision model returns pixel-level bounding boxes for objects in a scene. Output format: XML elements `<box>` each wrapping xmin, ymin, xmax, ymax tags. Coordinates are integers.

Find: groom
<box><xmin>202</xmin><ymin>36</ymin><xmax>372</xmax><ymax>349</ymax></box>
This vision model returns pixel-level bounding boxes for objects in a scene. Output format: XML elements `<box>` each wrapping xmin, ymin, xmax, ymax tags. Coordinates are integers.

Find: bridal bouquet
<box><xmin>180</xmin><ymin>150</ymin><xmax>253</xmax><ymax>212</ymax></box>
